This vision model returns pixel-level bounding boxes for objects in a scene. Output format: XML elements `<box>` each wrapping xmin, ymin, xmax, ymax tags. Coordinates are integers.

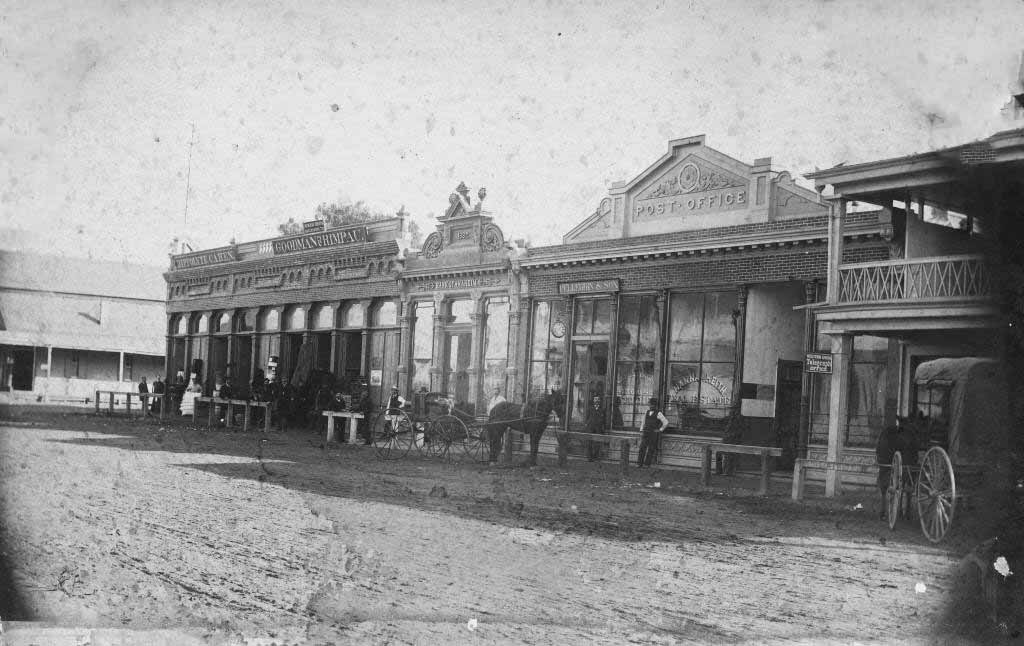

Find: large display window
<box><xmin>528</xmin><ymin>300</ymin><xmax>566</xmax><ymax>400</ymax></box>
<box><xmin>481</xmin><ymin>297</ymin><xmax>509</xmax><ymax>405</ymax></box>
<box><xmin>411</xmin><ymin>301</ymin><xmax>434</xmax><ymax>393</ymax></box>
<box><xmin>614</xmin><ymin>294</ymin><xmax>661</xmax><ymax>430</ymax></box>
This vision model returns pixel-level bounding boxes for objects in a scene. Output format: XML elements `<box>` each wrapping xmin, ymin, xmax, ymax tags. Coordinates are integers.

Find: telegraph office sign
<box><xmin>805</xmin><ymin>353</ymin><xmax>833</xmax><ymax>374</ymax></box>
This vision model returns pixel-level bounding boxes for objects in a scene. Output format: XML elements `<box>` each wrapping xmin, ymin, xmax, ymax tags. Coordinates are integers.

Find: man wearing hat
<box><xmin>384</xmin><ymin>386</ymin><xmax>407</xmax><ymax>432</ymax></box>
<box><xmin>638</xmin><ymin>396</ymin><xmax>669</xmax><ymax>467</ymax></box>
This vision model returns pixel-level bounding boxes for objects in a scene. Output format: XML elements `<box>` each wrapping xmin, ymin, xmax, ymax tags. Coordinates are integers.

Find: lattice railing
<box><xmin>837</xmin><ymin>255</ymin><xmax>991</xmax><ymax>304</ymax></box>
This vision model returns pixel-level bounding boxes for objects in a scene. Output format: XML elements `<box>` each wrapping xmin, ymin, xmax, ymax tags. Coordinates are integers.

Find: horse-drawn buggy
<box><xmin>882</xmin><ymin>357</ymin><xmax>1010</xmax><ymax>543</ymax></box>
<box><xmin>369</xmin><ymin>390</ymin><xmax>564</xmax><ymax>464</ymax></box>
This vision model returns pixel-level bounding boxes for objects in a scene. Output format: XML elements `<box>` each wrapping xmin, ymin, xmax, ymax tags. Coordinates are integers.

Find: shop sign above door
<box><xmin>272</xmin><ymin>226</ymin><xmax>366</xmax><ymax>254</ymax></box>
<box><xmin>558</xmin><ymin>279</ymin><xmax>620</xmax><ymax>295</ymax></box>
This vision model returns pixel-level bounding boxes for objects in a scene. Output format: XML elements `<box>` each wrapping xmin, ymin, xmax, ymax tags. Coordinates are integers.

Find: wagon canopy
<box><xmin>914</xmin><ymin>357</ymin><xmax>1007</xmax><ymax>465</ymax></box>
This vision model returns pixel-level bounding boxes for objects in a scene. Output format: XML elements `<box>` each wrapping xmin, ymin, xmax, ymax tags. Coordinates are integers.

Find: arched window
<box><xmin>259</xmin><ymin>308</ymin><xmax>280</xmax><ymax>332</ymax></box>
<box><xmin>311</xmin><ymin>304</ymin><xmax>334</xmax><ymax>330</ymax></box>
<box><xmin>213</xmin><ymin>312</ymin><xmax>231</xmax><ymax>333</ymax></box>
<box><xmin>374</xmin><ymin>301</ymin><xmax>397</xmax><ymax>327</ymax></box>
<box><xmin>174</xmin><ymin>315</ymin><xmax>188</xmax><ymax>336</ymax></box>
<box><xmin>284</xmin><ymin>306</ymin><xmax>305</xmax><ymax>331</ymax></box>
<box><xmin>341</xmin><ymin>302</ymin><xmax>365</xmax><ymax>328</ymax></box>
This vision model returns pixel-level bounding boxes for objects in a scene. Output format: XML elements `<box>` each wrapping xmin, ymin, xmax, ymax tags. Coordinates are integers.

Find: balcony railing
<box><xmin>837</xmin><ymin>255</ymin><xmax>992</xmax><ymax>304</ymax></box>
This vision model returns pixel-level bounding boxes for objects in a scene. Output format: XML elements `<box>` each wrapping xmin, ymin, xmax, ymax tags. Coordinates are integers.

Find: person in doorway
<box><xmin>638</xmin><ymin>397</ymin><xmax>669</xmax><ymax>467</ymax></box>
<box><xmin>138</xmin><ymin>376</ymin><xmax>148</xmax><ymax>395</ymax></box>
<box><xmin>584</xmin><ymin>395</ymin><xmax>606</xmax><ymax>461</ymax></box>
<box><xmin>486</xmin><ymin>386</ymin><xmax>507</xmax><ymax>415</ymax></box>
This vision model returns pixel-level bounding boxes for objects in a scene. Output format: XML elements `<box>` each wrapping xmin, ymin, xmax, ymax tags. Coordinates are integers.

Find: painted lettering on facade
<box><xmin>172</xmin><ymin>248</ymin><xmax>238</xmax><ymax>269</ymax></box>
<box><xmin>671</xmin><ymin>374</ymin><xmax>732</xmax><ymax>406</ymax></box>
<box><xmin>805</xmin><ymin>353</ymin><xmax>833</xmax><ymax>373</ymax></box>
<box><xmin>417</xmin><ymin>277</ymin><xmax>506</xmax><ymax>291</ymax></box>
<box><xmin>633</xmin><ymin>189</ymin><xmax>746</xmax><ymax>221</ymax></box>
<box><xmin>558</xmin><ymin>279</ymin><xmax>620</xmax><ymax>295</ymax></box>
<box><xmin>272</xmin><ymin>227</ymin><xmax>366</xmax><ymax>254</ymax></box>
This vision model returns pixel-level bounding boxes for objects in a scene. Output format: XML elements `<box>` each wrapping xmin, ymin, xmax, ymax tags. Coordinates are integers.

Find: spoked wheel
<box><xmin>372</xmin><ymin>409</ymin><xmax>414</xmax><ymax>460</ymax></box>
<box><xmin>425</xmin><ymin>415</ymin><xmax>466</xmax><ymax>460</ymax></box>
<box><xmin>886</xmin><ymin>450</ymin><xmax>903</xmax><ymax>530</ymax></box>
<box><xmin>463</xmin><ymin>422</ymin><xmax>491</xmax><ymax>462</ymax></box>
<box><xmin>916</xmin><ymin>446</ymin><xmax>956</xmax><ymax>543</ymax></box>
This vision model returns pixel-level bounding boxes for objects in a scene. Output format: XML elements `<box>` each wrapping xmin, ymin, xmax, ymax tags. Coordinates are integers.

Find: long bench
<box><xmin>94</xmin><ymin>390</ymin><xmax>167</xmax><ymax>420</ymax></box>
<box><xmin>555</xmin><ymin>431</ymin><xmax>632</xmax><ymax>473</ymax></box>
<box><xmin>790</xmin><ymin>457</ymin><xmax>877</xmax><ymax>500</ymax></box>
<box><xmin>322</xmin><ymin>410</ymin><xmax>365</xmax><ymax>444</ymax></box>
<box><xmin>193</xmin><ymin>396</ymin><xmax>271</xmax><ymax>432</ymax></box>
<box><xmin>701</xmin><ymin>443</ymin><xmax>783</xmax><ymax>496</ymax></box>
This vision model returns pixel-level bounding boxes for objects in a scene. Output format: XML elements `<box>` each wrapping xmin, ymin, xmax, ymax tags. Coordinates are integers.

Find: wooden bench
<box><xmin>701</xmin><ymin>443</ymin><xmax>783</xmax><ymax>496</ymax></box>
<box><xmin>322</xmin><ymin>410</ymin><xmax>365</xmax><ymax>444</ymax></box>
<box><xmin>554</xmin><ymin>431</ymin><xmax>632</xmax><ymax>473</ymax></box>
<box><xmin>193</xmin><ymin>396</ymin><xmax>272</xmax><ymax>432</ymax></box>
<box><xmin>790</xmin><ymin>457</ymin><xmax>876</xmax><ymax>500</ymax></box>
<box><xmin>94</xmin><ymin>390</ymin><xmax>167</xmax><ymax>420</ymax></box>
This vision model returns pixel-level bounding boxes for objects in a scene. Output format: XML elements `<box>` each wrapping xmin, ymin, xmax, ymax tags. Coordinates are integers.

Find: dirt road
<box><xmin>0</xmin><ymin>410</ymin><xmax>1005</xmax><ymax>644</ymax></box>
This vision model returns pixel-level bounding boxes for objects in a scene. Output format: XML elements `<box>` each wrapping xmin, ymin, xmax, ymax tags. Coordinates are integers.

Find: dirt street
<box><xmin>0</xmin><ymin>409</ymin><xmax>1006</xmax><ymax>645</ymax></box>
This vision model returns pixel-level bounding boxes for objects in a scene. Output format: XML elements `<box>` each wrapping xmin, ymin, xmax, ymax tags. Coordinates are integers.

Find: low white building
<box><xmin>0</xmin><ymin>251</ymin><xmax>166</xmax><ymax>405</ymax></box>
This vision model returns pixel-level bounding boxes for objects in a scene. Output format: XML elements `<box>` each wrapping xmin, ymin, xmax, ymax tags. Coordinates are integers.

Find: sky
<box><xmin>1</xmin><ymin>0</ymin><xmax>1022</xmax><ymax>268</ymax></box>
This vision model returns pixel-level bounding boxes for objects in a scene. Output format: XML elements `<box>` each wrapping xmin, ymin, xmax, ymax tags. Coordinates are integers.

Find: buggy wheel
<box><xmin>418</xmin><ymin>420</ymin><xmax>447</xmax><ymax>459</ymax></box>
<box><xmin>462</xmin><ymin>422</ymin><xmax>490</xmax><ymax>462</ymax></box>
<box><xmin>428</xmin><ymin>415</ymin><xmax>467</xmax><ymax>459</ymax></box>
<box><xmin>886</xmin><ymin>450</ymin><xmax>903</xmax><ymax>530</ymax></box>
<box><xmin>372</xmin><ymin>410</ymin><xmax>413</xmax><ymax>460</ymax></box>
<box><xmin>916</xmin><ymin>446</ymin><xmax>956</xmax><ymax>543</ymax></box>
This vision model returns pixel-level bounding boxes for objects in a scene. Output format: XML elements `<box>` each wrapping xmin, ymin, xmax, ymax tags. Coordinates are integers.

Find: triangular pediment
<box><xmin>635</xmin><ymin>155</ymin><xmax>748</xmax><ymax>203</ymax></box>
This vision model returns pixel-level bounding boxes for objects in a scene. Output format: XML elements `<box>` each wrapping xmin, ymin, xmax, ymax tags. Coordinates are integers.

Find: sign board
<box><xmin>272</xmin><ymin>226</ymin><xmax>366</xmax><ymax>254</ymax></box>
<box><xmin>416</xmin><ymin>276</ymin><xmax>507</xmax><ymax>292</ymax></box>
<box><xmin>558</xmin><ymin>279</ymin><xmax>620</xmax><ymax>295</ymax></box>
<box><xmin>171</xmin><ymin>247</ymin><xmax>238</xmax><ymax>270</ymax></box>
<box><xmin>302</xmin><ymin>220</ymin><xmax>325</xmax><ymax>233</ymax></box>
<box><xmin>805</xmin><ymin>353</ymin><xmax>833</xmax><ymax>374</ymax></box>
<box><xmin>369</xmin><ymin>370</ymin><xmax>383</xmax><ymax>386</ymax></box>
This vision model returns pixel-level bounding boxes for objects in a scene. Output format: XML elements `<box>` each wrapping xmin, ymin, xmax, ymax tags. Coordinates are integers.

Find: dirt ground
<box><xmin>0</xmin><ymin>408</ymin><xmax>1015</xmax><ymax>645</ymax></box>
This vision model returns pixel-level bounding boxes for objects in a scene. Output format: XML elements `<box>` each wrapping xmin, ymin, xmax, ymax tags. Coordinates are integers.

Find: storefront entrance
<box><xmin>2</xmin><ymin>347</ymin><xmax>34</xmax><ymax>391</ymax></box>
<box><xmin>444</xmin><ymin>331</ymin><xmax>472</xmax><ymax>411</ymax></box>
<box><xmin>232</xmin><ymin>336</ymin><xmax>253</xmax><ymax>394</ymax></box>
<box><xmin>570</xmin><ymin>341</ymin><xmax>609</xmax><ymax>429</ymax></box>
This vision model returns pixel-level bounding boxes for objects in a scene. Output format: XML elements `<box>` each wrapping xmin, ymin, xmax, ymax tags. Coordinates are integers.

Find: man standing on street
<box><xmin>638</xmin><ymin>397</ymin><xmax>669</xmax><ymax>467</ymax></box>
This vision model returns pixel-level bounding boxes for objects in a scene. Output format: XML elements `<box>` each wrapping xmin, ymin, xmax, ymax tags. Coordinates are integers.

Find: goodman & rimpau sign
<box><xmin>272</xmin><ymin>227</ymin><xmax>366</xmax><ymax>254</ymax></box>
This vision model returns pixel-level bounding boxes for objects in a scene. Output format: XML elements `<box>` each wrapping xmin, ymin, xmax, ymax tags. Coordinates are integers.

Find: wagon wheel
<box><xmin>371</xmin><ymin>409</ymin><xmax>414</xmax><ymax>460</ymax></box>
<box><xmin>886</xmin><ymin>450</ymin><xmax>903</xmax><ymax>530</ymax></box>
<box><xmin>462</xmin><ymin>421</ymin><xmax>490</xmax><ymax>462</ymax></box>
<box><xmin>418</xmin><ymin>419</ymin><xmax>448</xmax><ymax>459</ymax></box>
<box><xmin>915</xmin><ymin>446</ymin><xmax>956</xmax><ymax>543</ymax></box>
<box><xmin>429</xmin><ymin>415</ymin><xmax>467</xmax><ymax>460</ymax></box>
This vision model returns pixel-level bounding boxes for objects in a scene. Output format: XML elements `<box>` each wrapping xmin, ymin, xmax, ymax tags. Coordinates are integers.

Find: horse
<box><xmin>483</xmin><ymin>390</ymin><xmax>566</xmax><ymax>466</ymax></box>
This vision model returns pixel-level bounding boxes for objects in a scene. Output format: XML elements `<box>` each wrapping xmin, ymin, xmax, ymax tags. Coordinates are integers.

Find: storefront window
<box><xmin>375</xmin><ymin>301</ymin><xmax>397</xmax><ymax>327</ymax></box>
<box><xmin>846</xmin><ymin>335</ymin><xmax>888</xmax><ymax>447</ymax></box>
<box><xmin>615</xmin><ymin>294</ymin><xmax>661</xmax><ymax>429</ymax></box>
<box><xmin>411</xmin><ymin>301</ymin><xmax>434</xmax><ymax>393</ymax></box>
<box><xmin>573</xmin><ymin>298</ymin><xmax>611</xmax><ymax>335</ymax></box>
<box><xmin>667</xmin><ymin>291</ymin><xmax>737</xmax><ymax>430</ymax></box>
<box><xmin>528</xmin><ymin>300</ymin><xmax>566</xmax><ymax>399</ymax></box>
<box><xmin>482</xmin><ymin>297</ymin><xmax>510</xmax><ymax>404</ymax></box>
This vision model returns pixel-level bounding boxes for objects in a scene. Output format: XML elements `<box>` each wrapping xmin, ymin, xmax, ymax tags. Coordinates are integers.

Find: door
<box><xmin>774</xmin><ymin>360</ymin><xmax>803</xmax><ymax>471</ymax></box>
<box><xmin>232</xmin><ymin>336</ymin><xmax>253</xmax><ymax>395</ymax></box>
<box><xmin>368</xmin><ymin>330</ymin><xmax>399</xmax><ymax>407</ymax></box>
<box><xmin>445</xmin><ymin>332</ymin><xmax>472</xmax><ymax>412</ymax></box>
<box><xmin>569</xmin><ymin>341</ymin><xmax>609</xmax><ymax>430</ymax></box>
<box><xmin>10</xmin><ymin>347</ymin><xmax>33</xmax><ymax>391</ymax></box>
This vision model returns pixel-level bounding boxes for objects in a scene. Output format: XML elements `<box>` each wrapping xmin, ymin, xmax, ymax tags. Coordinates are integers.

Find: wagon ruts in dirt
<box><xmin>369</xmin><ymin>392</ymin><xmax>478</xmax><ymax>460</ymax></box>
<box><xmin>881</xmin><ymin>357</ymin><xmax>1011</xmax><ymax>543</ymax></box>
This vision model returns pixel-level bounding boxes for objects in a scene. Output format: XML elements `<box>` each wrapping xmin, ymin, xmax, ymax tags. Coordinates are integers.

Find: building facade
<box><xmin>0</xmin><ymin>251</ymin><xmax>165</xmax><ymax>404</ymax></box>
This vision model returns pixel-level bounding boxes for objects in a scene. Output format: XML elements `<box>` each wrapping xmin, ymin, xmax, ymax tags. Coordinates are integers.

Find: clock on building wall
<box><xmin>551</xmin><ymin>320</ymin><xmax>566</xmax><ymax>338</ymax></box>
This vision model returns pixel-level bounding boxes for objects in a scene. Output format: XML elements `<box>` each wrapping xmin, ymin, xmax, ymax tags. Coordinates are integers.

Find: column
<box><xmin>118</xmin><ymin>351</ymin><xmax>125</xmax><ymax>383</ymax></box>
<box><xmin>430</xmin><ymin>293</ymin><xmax>446</xmax><ymax>393</ymax></box>
<box><xmin>396</xmin><ymin>299</ymin><xmax>413</xmax><ymax>393</ymax></box>
<box><xmin>730</xmin><ymin>285</ymin><xmax>748</xmax><ymax>415</ymax></box>
<box><xmin>516</xmin><ymin>296</ymin><xmax>532</xmax><ymax>403</ymax></box>
<box><xmin>45</xmin><ymin>345</ymin><xmax>52</xmax><ymax>403</ymax></box>
<box><xmin>329</xmin><ymin>304</ymin><xmax>341</xmax><ymax>374</ymax></box>
<box><xmin>606</xmin><ymin>294</ymin><xmax>620</xmax><ymax>422</ymax></box>
<box><xmin>796</xmin><ymin>281</ymin><xmax>817</xmax><ymax>459</ymax></box>
<box><xmin>825</xmin><ymin>198</ymin><xmax>846</xmax><ymax>304</ymax></box>
<box><xmin>655</xmin><ymin>291</ymin><xmax>669</xmax><ymax>403</ymax></box>
<box><xmin>467</xmin><ymin>293</ymin><xmax>485</xmax><ymax>410</ymax></box>
<box><xmin>825</xmin><ymin>333</ymin><xmax>852</xmax><ymax>497</ymax></box>
<box><xmin>506</xmin><ymin>305</ymin><xmax>523</xmax><ymax>399</ymax></box>
<box><xmin>359</xmin><ymin>299</ymin><xmax>372</xmax><ymax>377</ymax></box>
